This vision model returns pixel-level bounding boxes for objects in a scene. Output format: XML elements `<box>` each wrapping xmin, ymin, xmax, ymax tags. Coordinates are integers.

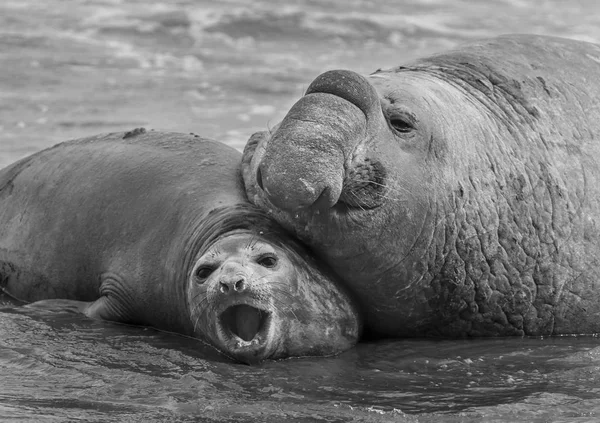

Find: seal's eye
<box><xmin>383</xmin><ymin>104</ymin><xmax>417</xmax><ymax>135</ymax></box>
<box><xmin>389</xmin><ymin>117</ymin><xmax>414</xmax><ymax>133</ymax></box>
<box><xmin>195</xmin><ymin>266</ymin><xmax>214</xmax><ymax>282</ymax></box>
<box><xmin>257</xmin><ymin>254</ymin><xmax>277</xmax><ymax>268</ymax></box>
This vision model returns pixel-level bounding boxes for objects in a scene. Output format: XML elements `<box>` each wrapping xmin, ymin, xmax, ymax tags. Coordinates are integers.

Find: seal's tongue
<box><xmin>235</xmin><ymin>305</ymin><xmax>262</xmax><ymax>341</ymax></box>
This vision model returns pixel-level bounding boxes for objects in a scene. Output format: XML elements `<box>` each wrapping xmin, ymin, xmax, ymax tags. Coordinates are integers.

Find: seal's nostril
<box><xmin>313</xmin><ymin>186</ymin><xmax>334</xmax><ymax>210</ymax></box>
<box><xmin>219</xmin><ymin>279</ymin><xmax>245</xmax><ymax>294</ymax></box>
<box><xmin>256</xmin><ymin>166</ymin><xmax>264</xmax><ymax>190</ymax></box>
<box><xmin>235</xmin><ymin>280</ymin><xmax>245</xmax><ymax>292</ymax></box>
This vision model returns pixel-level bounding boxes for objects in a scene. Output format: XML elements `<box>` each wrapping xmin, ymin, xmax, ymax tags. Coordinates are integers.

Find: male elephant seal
<box><xmin>242</xmin><ymin>34</ymin><xmax>600</xmax><ymax>338</ymax></box>
<box><xmin>0</xmin><ymin>130</ymin><xmax>360</xmax><ymax>363</ymax></box>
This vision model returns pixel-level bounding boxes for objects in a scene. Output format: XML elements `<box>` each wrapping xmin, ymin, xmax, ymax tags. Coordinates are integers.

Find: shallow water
<box><xmin>2</xmin><ymin>302</ymin><xmax>600</xmax><ymax>422</ymax></box>
<box><xmin>2</xmin><ymin>0</ymin><xmax>600</xmax><ymax>421</ymax></box>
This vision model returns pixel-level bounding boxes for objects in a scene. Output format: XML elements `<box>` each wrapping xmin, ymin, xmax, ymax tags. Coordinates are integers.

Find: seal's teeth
<box><xmin>235</xmin><ymin>336</ymin><xmax>262</xmax><ymax>349</ymax></box>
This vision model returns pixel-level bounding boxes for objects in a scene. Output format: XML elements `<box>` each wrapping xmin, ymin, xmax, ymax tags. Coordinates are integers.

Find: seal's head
<box><xmin>185</xmin><ymin>206</ymin><xmax>361</xmax><ymax>364</ymax></box>
<box><xmin>241</xmin><ymin>63</ymin><xmax>507</xmax><ymax>336</ymax></box>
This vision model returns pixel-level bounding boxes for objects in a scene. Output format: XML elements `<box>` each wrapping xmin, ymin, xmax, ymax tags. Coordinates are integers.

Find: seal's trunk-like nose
<box><xmin>305</xmin><ymin>69</ymin><xmax>380</xmax><ymax>115</ymax></box>
<box><xmin>257</xmin><ymin>70</ymin><xmax>379</xmax><ymax>211</ymax></box>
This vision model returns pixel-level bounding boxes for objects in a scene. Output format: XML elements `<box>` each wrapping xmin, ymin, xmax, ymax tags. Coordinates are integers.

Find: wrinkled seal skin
<box><xmin>243</xmin><ymin>34</ymin><xmax>600</xmax><ymax>338</ymax></box>
<box><xmin>0</xmin><ymin>130</ymin><xmax>360</xmax><ymax>363</ymax></box>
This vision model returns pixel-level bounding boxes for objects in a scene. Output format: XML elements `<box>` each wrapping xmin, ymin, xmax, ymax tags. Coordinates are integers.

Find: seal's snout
<box><xmin>255</xmin><ymin>166</ymin><xmax>264</xmax><ymax>191</ymax></box>
<box><xmin>219</xmin><ymin>277</ymin><xmax>246</xmax><ymax>294</ymax></box>
<box><xmin>339</xmin><ymin>158</ymin><xmax>386</xmax><ymax>209</ymax></box>
<box><xmin>305</xmin><ymin>69</ymin><xmax>380</xmax><ymax>120</ymax></box>
<box><xmin>218</xmin><ymin>261</ymin><xmax>249</xmax><ymax>294</ymax></box>
<box><xmin>258</xmin><ymin>159</ymin><xmax>339</xmax><ymax>211</ymax></box>
<box><xmin>253</xmin><ymin>68</ymin><xmax>380</xmax><ymax>213</ymax></box>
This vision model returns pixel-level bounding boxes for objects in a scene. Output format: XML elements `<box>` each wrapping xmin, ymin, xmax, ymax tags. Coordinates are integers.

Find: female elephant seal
<box><xmin>0</xmin><ymin>130</ymin><xmax>360</xmax><ymax>363</ymax></box>
<box><xmin>242</xmin><ymin>34</ymin><xmax>600</xmax><ymax>338</ymax></box>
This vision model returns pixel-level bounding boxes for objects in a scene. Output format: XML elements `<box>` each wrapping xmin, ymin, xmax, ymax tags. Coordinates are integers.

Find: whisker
<box><xmin>349</xmin><ymin>190</ymin><xmax>367</xmax><ymax>213</ymax></box>
<box><xmin>369</xmin><ymin>184</ymin><xmax>413</xmax><ymax>201</ymax></box>
<box><xmin>192</xmin><ymin>302</ymin><xmax>213</xmax><ymax>334</ymax></box>
<box><xmin>363</xmin><ymin>179</ymin><xmax>419</xmax><ymax>200</ymax></box>
<box><xmin>269</xmin><ymin>297</ymin><xmax>300</xmax><ymax>323</ymax></box>
<box><xmin>193</xmin><ymin>308</ymin><xmax>203</xmax><ymax>334</ymax></box>
<box><xmin>0</xmin><ymin>286</ymin><xmax>28</xmax><ymax>305</ymax></box>
<box><xmin>191</xmin><ymin>291</ymin><xmax>209</xmax><ymax>304</ymax></box>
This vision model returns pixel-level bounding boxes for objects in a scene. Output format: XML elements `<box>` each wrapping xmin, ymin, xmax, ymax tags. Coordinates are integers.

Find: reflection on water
<box><xmin>2</xmin><ymin>0</ymin><xmax>600</xmax><ymax>421</ymax></box>
<box><xmin>2</xmin><ymin>303</ymin><xmax>600</xmax><ymax>421</ymax></box>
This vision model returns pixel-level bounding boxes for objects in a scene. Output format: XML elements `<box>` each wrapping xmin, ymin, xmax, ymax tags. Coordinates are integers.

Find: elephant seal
<box><xmin>242</xmin><ymin>34</ymin><xmax>600</xmax><ymax>338</ymax></box>
<box><xmin>0</xmin><ymin>130</ymin><xmax>360</xmax><ymax>363</ymax></box>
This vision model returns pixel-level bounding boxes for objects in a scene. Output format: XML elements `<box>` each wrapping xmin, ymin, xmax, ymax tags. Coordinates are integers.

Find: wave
<box><xmin>196</xmin><ymin>4</ymin><xmax>487</xmax><ymax>46</ymax></box>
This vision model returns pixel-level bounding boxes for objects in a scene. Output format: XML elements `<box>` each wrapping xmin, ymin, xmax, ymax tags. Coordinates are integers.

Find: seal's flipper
<box><xmin>25</xmin><ymin>299</ymin><xmax>93</xmax><ymax>314</ymax></box>
<box><xmin>83</xmin><ymin>273</ymin><xmax>139</xmax><ymax>324</ymax></box>
<box><xmin>25</xmin><ymin>273</ymin><xmax>139</xmax><ymax>324</ymax></box>
<box><xmin>84</xmin><ymin>295</ymin><xmax>134</xmax><ymax>323</ymax></box>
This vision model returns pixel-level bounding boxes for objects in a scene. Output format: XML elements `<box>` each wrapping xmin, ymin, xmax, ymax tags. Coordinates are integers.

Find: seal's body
<box><xmin>0</xmin><ymin>130</ymin><xmax>360</xmax><ymax>363</ymax></box>
<box><xmin>243</xmin><ymin>34</ymin><xmax>600</xmax><ymax>337</ymax></box>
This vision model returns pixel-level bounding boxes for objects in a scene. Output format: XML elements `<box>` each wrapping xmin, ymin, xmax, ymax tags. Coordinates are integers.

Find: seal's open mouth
<box><xmin>220</xmin><ymin>304</ymin><xmax>270</xmax><ymax>342</ymax></box>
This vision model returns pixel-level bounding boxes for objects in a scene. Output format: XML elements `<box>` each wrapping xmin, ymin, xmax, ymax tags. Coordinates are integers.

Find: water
<box><xmin>2</xmin><ymin>0</ymin><xmax>600</xmax><ymax>421</ymax></box>
<box><xmin>2</xmin><ymin>303</ymin><xmax>600</xmax><ymax>422</ymax></box>
<box><xmin>2</xmin><ymin>0</ymin><xmax>600</xmax><ymax>166</ymax></box>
